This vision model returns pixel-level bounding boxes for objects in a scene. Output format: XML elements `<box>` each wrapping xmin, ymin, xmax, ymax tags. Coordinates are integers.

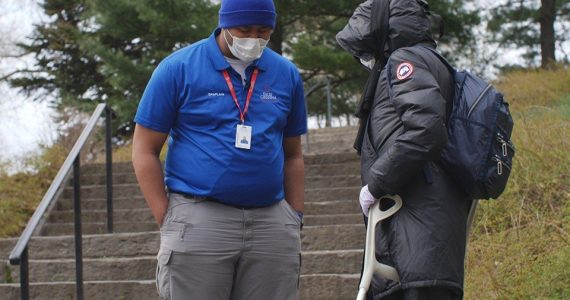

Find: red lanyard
<box><xmin>221</xmin><ymin>68</ymin><xmax>259</xmax><ymax>124</ymax></box>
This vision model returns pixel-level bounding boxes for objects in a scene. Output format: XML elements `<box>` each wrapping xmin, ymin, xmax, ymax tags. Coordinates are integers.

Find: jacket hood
<box><xmin>336</xmin><ymin>0</ymin><xmax>436</xmax><ymax>60</ymax></box>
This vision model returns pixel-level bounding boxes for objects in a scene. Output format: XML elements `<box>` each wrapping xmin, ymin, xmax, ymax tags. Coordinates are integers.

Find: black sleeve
<box><xmin>367</xmin><ymin>48</ymin><xmax>448</xmax><ymax>198</ymax></box>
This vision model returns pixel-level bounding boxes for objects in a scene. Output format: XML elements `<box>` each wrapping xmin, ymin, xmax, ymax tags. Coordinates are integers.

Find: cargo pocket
<box><xmin>156</xmin><ymin>248</ymin><xmax>173</xmax><ymax>300</ymax></box>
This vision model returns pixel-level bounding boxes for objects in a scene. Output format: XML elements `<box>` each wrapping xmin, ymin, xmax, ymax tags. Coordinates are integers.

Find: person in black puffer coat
<box><xmin>336</xmin><ymin>0</ymin><xmax>473</xmax><ymax>299</ymax></box>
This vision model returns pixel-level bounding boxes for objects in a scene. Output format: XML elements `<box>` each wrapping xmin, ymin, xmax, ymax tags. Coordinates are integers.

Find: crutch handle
<box><xmin>356</xmin><ymin>195</ymin><xmax>403</xmax><ymax>300</ymax></box>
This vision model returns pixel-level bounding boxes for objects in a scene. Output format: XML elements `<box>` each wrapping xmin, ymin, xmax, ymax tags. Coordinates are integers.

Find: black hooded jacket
<box><xmin>337</xmin><ymin>0</ymin><xmax>472</xmax><ymax>298</ymax></box>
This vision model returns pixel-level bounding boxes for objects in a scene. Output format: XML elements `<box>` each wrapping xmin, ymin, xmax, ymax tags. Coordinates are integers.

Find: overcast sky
<box><xmin>0</xmin><ymin>0</ymin><xmax>57</xmax><ymax>166</ymax></box>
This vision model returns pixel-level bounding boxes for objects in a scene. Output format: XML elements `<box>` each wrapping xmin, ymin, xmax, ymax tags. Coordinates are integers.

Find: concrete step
<box><xmin>56</xmin><ymin>196</ymin><xmax>149</xmax><ymax>210</ymax></box>
<box><xmin>0</xmin><ymin>274</ymin><xmax>359</xmax><ymax>300</ymax></box>
<box><xmin>0</xmin><ymin>280</ymin><xmax>159</xmax><ymax>300</ymax></box>
<box><xmin>305</xmin><ymin>175</ymin><xmax>361</xmax><ymax>189</ymax></box>
<box><xmin>47</xmin><ymin>206</ymin><xmax>362</xmax><ymax>226</ymax></box>
<box><xmin>67</xmin><ymin>168</ymin><xmax>361</xmax><ymax>200</ymax></box>
<box><xmin>304</xmin><ymin>141</ymin><xmax>355</xmax><ymax>155</ymax></box>
<box><xmin>304</xmin><ymin>131</ymin><xmax>358</xmax><ymax>143</ymax></box>
<box><xmin>305</xmin><ymin>162</ymin><xmax>359</xmax><ymax>177</ymax></box>
<box><xmin>309</xmin><ymin>152</ymin><xmax>361</xmax><ymax>165</ymax></box>
<box><xmin>40</xmin><ymin>225</ymin><xmax>365</xmax><ymax>249</ymax></box>
<box><xmin>305</xmin><ymin>214</ymin><xmax>362</xmax><ymax>226</ymax></box>
<box><xmin>41</xmin><ymin>215</ymin><xmax>364</xmax><ymax>236</ymax></box>
<box><xmin>1</xmin><ymin>225</ymin><xmax>364</xmax><ymax>261</ymax></box>
<box><xmin>60</xmin><ymin>184</ymin><xmax>361</xmax><ymax>202</ymax></box>
<box><xmin>56</xmin><ymin>197</ymin><xmax>361</xmax><ymax>215</ymax></box>
<box><xmin>300</xmin><ymin>274</ymin><xmax>360</xmax><ymax>299</ymax></box>
<box><xmin>0</xmin><ymin>232</ymin><xmax>160</xmax><ymax>262</ymax></box>
<box><xmin>48</xmin><ymin>208</ymin><xmax>152</xmax><ymax>223</ymax></box>
<box><xmin>81</xmin><ymin>161</ymin><xmax>134</xmax><ymax>174</ymax></box>
<box><xmin>74</xmin><ymin>173</ymin><xmax>361</xmax><ymax>188</ymax></box>
<box><xmin>308</xmin><ymin>126</ymin><xmax>358</xmax><ymax>135</ymax></box>
<box><xmin>301</xmin><ymin>224</ymin><xmax>364</xmax><ymax>252</ymax></box>
<box><xmin>4</xmin><ymin>250</ymin><xmax>362</xmax><ymax>283</ymax></box>
<box><xmin>39</xmin><ymin>222</ymin><xmax>158</xmax><ymax>236</ymax></box>
<box><xmin>80</xmin><ymin>152</ymin><xmax>359</xmax><ymax>174</ymax></box>
<box><xmin>75</xmin><ymin>172</ymin><xmax>138</xmax><ymax>186</ymax></box>
<box><xmin>306</xmin><ymin>200</ymin><xmax>361</xmax><ymax>215</ymax></box>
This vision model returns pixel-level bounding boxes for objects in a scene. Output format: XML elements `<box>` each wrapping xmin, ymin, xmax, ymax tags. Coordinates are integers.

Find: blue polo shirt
<box><xmin>134</xmin><ymin>29</ymin><xmax>307</xmax><ymax>208</ymax></box>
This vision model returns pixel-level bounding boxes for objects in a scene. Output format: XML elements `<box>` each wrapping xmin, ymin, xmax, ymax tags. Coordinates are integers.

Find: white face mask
<box><xmin>224</xmin><ymin>29</ymin><xmax>269</xmax><ymax>63</ymax></box>
<box><xmin>360</xmin><ymin>57</ymin><xmax>376</xmax><ymax>70</ymax></box>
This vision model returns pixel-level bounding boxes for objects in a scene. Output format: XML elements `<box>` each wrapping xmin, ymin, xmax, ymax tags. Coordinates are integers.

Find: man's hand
<box><xmin>359</xmin><ymin>185</ymin><xmax>377</xmax><ymax>217</ymax></box>
<box><xmin>156</xmin><ymin>206</ymin><xmax>168</xmax><ymax>227</ymax></box>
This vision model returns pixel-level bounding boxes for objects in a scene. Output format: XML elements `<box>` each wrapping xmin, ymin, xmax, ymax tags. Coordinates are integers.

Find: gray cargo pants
<box><xmin>156</xmin><ymin>193</ymin><xmax>302</xmax><ymax>300</ymax></box>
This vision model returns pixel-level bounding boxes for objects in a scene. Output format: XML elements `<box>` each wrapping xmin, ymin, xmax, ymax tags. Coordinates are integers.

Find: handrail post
<box><xmin>20</xmin><ymin>247</ymin><xmax>29</xmax><ymax>300</ymax></box>
<box><xmin>105</xmin><ymin>107</ymin><xmax>113</xmax><ymax>233</ymax></box>
<box><xmin>325</xmin><ymin>76</ymin><xmax>332</xmax><ymax>128</ymax></box>
<box><xmin>73</xmin><ymin>157</ymin><xmax>84</xmax><ymax>300</ymax></box>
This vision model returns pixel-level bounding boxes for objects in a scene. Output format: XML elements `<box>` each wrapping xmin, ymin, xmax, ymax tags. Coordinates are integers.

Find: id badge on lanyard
<box><xmin>222</xmin><ymin>68</ymin><xmax>259</xmax><ymax>150</ymax></box>
<box><xmin>235</xmin><ymin>124</ymin><xmax>252</xmax><ymax>149</ymax></box>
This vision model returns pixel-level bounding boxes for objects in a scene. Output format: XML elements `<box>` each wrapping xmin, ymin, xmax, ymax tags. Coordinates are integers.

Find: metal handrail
<box><xmin>303</xmin><ymin>82</ymin><xmax>325</xmax><ymax>153</ymax></box>
<box><xmin>8</xmin><ymin>103</ymin><xmax>114</xmax><ymax>300</ymax></box>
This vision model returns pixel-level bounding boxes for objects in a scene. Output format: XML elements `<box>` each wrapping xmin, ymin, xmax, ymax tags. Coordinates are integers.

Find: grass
<box><xmin>0</xmin><ymin>145</ymin><xmax>65</xmax><ymax>238</ymax></box>
<box><xmin>464</xmin><ymin>66</ymin><xmax>570</xmax><ymax>299</ymax></box>
<box><xmin>495</xmin><ymin>66</ymin><xmax>570</xmax><ymax>112</ymax></box>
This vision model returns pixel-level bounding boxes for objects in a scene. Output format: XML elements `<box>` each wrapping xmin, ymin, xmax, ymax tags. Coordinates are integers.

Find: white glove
<box><xmin>359</xmin><ymin>185</ymin><xmax>377</xmax><ymax>217</ymax></box>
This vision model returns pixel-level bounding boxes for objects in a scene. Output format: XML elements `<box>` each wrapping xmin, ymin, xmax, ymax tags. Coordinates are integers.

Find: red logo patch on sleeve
<box><xmin>396</xmin><ymin>62</ymin><xmax>414</xmax><ymax>80</ymax></box>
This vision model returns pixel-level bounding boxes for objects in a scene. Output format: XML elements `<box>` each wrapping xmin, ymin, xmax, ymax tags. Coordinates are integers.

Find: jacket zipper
<box><xmin>467</xmin><ymin>84</ymin><xmax>492</xmax><ymax>118</ymax></box>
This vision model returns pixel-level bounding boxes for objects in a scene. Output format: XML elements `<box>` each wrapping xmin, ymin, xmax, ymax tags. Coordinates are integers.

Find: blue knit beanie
<box><xmin>219</xmin><ymin>0</ymin><xmax>276</xmax><ymax>29</ymax></box>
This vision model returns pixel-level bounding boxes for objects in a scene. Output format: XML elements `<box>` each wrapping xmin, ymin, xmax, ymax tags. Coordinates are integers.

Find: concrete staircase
<box><xmin>0</xmin><ymin>126</ymin><xmax>364</xmax><ymax>299</ymax></box>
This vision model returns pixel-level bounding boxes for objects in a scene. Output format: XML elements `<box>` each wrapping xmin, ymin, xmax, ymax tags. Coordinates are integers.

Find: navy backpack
<box><xmin>426</xmin><ymin>47</ymin><xmax>516</xmax><ymax>199</ymax></box>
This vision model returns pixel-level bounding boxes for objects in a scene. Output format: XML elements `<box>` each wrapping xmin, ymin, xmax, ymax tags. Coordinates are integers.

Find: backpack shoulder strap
<box><xmin>371</xmin><ymin>0</ymin><xmax>391</xmax><ymax>64</ymax></box>
<box><xmin>415</xmin><ymin>46</ymin><xmax>457</xmax><ymax>122</ymax></box>
<box><xmin>353</xmin><ymin>0</ymin><xmax>391</xmax><ymax>154</ymax></box>
<box><xmin>419</xmin><ymin>46</ymin><xmax>456</xmax><ymax>74</ymax></box>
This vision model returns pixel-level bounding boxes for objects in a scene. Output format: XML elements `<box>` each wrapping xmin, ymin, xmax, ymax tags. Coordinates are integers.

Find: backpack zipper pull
<box><xmin>497</xmin><ymin>159</ymin><xmax>503</xmax><ymax>175</ymax></box>
<box><xmin>497</xmin><ymin>134</ymin><xmax>509</xmax><ymax>157</ymax></box>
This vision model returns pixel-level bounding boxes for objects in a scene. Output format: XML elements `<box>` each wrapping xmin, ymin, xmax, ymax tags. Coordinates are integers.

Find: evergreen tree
<box><xmin>488</xmin><ymin>0</ymin><xmax>570</xmax><ymax>68</ymax></box>
<box><xmin>78</xmin><ymin>0</ymin><xmax>217</xmax><ymax>135</ymax></box>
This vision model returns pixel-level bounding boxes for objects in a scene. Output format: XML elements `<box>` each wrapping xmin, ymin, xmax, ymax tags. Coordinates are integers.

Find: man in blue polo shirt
<box><xmin>132</xmin><ymin>0</ymin><xmax>307</xmax><ymax>299</ymax></box>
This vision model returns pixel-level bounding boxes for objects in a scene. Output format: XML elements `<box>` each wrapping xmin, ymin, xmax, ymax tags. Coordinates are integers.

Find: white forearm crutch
<box><xmin>356</xmin><ymin>195</ymin><xmax>403</xmax><ymax>300</ymax></box>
